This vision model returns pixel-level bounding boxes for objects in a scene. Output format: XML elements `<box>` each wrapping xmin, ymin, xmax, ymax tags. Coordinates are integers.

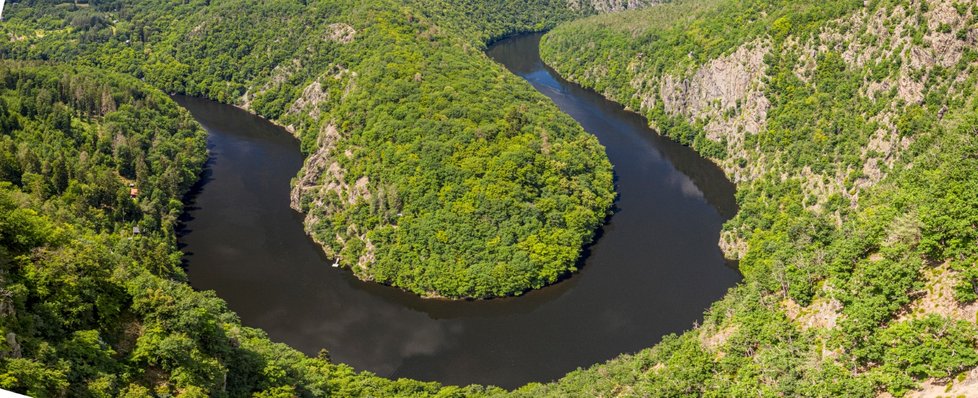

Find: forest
<box><xmin>0</xmin><ymin>0</ymin><xmax>623</xmax><ymax>298</ymax></box>
<box><xmin>0</xmin><ymin>0</ymin><xmax>617</xmax><ymax>395</ymax></box>
<box><xmin>1</xmin><ymin>0</ymin><xmax>977</xmax><ymax>396</ymax></box>
<box><xmin>0</xmin><ymin>60</ymin><xmax>508</xmax><ymax>398</ymax></box>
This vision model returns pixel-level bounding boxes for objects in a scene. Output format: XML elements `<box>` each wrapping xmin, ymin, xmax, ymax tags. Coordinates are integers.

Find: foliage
<box><xmin>0</xmin><ymin>61</ymin><xmax>506</xmax><ymax>397</ymax></box>
<box><xmin>532</xmin><ymin>0</ymin><xmax>978</xmax><ymax>396</ymax></box>
<box><xmin>0</xmin><ymin>0</ymin><xmax>617</xmax><ymax>298</ymax></box>
<box><xmin>3</xmin><ymin>0</ymin><xmax>978</xmax><ymax>396</ymax></box>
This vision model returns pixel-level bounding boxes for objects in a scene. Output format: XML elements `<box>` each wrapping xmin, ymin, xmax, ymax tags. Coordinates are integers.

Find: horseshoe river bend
<box><xmin>175</xmin><ymin>33</ymin><xmax>742</xmax><ymax>389</ymax></box>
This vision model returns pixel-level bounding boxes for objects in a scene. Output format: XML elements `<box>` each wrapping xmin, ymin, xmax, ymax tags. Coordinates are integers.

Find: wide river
<box><xmin>175</xmin><ymin>33</ymin><xmax>741</xmax><ymax>388</ymax></box>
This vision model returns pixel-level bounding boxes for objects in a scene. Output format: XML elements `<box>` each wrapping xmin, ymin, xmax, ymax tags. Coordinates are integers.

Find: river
<box><xmin>175</xmin><ymin>33</ymin><xmax>741</xmax><ymax>389</ymax></box>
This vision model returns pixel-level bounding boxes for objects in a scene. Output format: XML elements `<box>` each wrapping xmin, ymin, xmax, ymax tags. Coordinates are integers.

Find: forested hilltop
<box><xmin>0</xmin><ymin>0</ymin><xmax>657</xmax><ymax>299</ymax></box>
<box><xmin>525</xmin><ymin>0</ymin><xmax>978</xmax><ymax>395</ymax></box>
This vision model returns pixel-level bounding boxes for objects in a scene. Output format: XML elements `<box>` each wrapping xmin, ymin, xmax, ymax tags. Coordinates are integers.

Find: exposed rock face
<box><xmin>658</xmin><ymin>44</ymin><xmax>767</xmax><ymax>123</ymax></box>
<box><xmin>277</xmin><ymin>59</ymin><xmax>373</xmax><ymax>268</ymax></box>
<box><xmin>553</xmin><ymin>0</ymin><xmax>978</xmax><ymax>259</ymax></box>
<box><xmin>699</xmin><ymin>325</ymin><xmax>737</xmax><ymax>352</ymax></box>
<box><xmin>899</xmin><ymin>263</ymin><xmax>978</xmax><ymax>324</ymax></box>
<box><xmin>290</xmin><ymin>123</ymin><xmax>342</xmax><ymax>212</ymax></box>
<box><xmin>240</xmin><ymin>58</ymin><xmax>303</xmax><ymax>112</ymax></box>
<box><xmin>289</xmin><ymin>81</ymin><xmax>326</xmax><ymax>120</ymax></box>
<box><xmin>906</xmin><ymin>366</ymin><xmax>978</xmax><ymax>398</ymax></box>
<box><xmin>566</xmin><ymin>0</ymin><xmax>661</xmax><ymax>13</ymax></box>
<box><xmin>325</xmin><ymin>23</ymin><xmax>356</xmax><ymax>44</ymax></box>
<box><xmin>890</xmin><ymin>262</ymin><xmax>978</xmax><ymax>397</ymax></box>
<box><xmin>635</xmin><ymin>42</ymin><xmax>770</xmax><ymax>259</ymax></box>
<box><xmin>289</xmin><ymin>122</ymin><xmax>381</xmax><ymax>268</ymax></box>
<box><xmin>783</xmin><ymin>295</ymin><xmax>844</xmax><ymax>331</ymax></box>
<box><xmin>4</xmin><ymin>332</ymin><xmax>20</xmax><ymax>359</ymax></box>
<box><xmin>287</xmin><ymin>64</ymin><xmax>356</xmax><ymax>120</ymax></box>
<box><xmin>654</xmin><ymin>41</ymin><xmax>771</xmax><ymax>184</ymax></box>
<box><xmin>783</xmin><ymin>0</ymin><xmax>974</xmax><ymax>216</ymax></box>
<box><xmin>356</xmin><ymin>238</ymin><xmax>376</xmax><ymax>270</ymax></box>
<box><xmin>240</xmin><ymin>20</ymin><xmax>355</xmax><ymax>112</ymax></box>
<box><xmin>220</xmin><ymin>15</ymin><xmax>374</xmax><ymax>271</ymax></box>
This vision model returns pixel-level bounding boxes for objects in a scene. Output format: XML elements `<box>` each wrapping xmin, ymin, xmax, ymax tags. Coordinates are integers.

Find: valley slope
<box><xmin>524</xmin><ymin>0</ymin><xmax>978</xmax><ymax>395</ymax></box>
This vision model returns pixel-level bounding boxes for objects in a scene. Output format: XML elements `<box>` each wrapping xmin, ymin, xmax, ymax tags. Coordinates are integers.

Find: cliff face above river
<box><xmin>542</xmin><ymin>0</ymin><xmax>978</xmax><ymax>260</ymax></box>
<box><xmin>568</xmin><ymin>0</ymin><xmax>663</xmax><ymax>12</ymax></box>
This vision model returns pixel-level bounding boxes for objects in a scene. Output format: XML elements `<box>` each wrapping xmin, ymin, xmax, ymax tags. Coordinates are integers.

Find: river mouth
<box><xmin>175</xmin><ymin>33</ymin><xmax>741</xmax><ymax>389</ymax></box>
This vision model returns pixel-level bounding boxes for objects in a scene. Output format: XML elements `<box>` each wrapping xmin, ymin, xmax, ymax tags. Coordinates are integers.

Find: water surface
<box><xmin>176</xmin><ymin>33</ymin><xmax>740</xmax><ymax>389</ymax></box>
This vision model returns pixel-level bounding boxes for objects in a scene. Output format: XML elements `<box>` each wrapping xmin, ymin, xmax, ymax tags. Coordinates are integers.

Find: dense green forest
<box><xmin>2</xmin><ymin>0</ymin><xmax>978</xmax><ymax>396</ymax></box>
<box><xmin>0</xmin><ymin>60</ymin><xmax>508</xmax><ymax>398</ymax></box>
<box><xmin>0</xmin><ymin>0</ymin><xmax>624</xmax><ymax>298</ymax></box>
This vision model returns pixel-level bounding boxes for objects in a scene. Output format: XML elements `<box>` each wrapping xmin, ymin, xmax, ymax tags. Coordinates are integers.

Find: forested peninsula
<box><xmin>1</xmin><ymin>0</ymin><xmax>977</xmax><ymax>397</ymax></box>
<box><xmin>0</xmin><ymin>0</ymin><xmax>636</xmax><ymax>299</ymax></box>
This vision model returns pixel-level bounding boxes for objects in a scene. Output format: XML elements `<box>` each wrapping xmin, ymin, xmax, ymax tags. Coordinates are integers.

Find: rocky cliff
<box><xmin>567</xmin><ymin>0</ymin><xmax>663</xmax><ymax>12</ymax></box>
<box><xmin>544</xmin><ymin>0</ymin><xmax>978</xmax><ymax>260</ymax></box>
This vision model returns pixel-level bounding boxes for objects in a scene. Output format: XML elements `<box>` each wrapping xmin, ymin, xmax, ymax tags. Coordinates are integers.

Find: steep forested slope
<box><xmin>0</xmin><ymin>62</ymin><xmax>203</xmax><ymax>395</ymax></box>
<box><xmin>0</xmin><ymin>60</ymin><xmax>512</xmax><ymax>398</ymax></box>
<box><xmin>0</xmin><ymin>0</ymin><xmax>625</xmax><ymax>298</ymax></box>
<box><xmin>526</xmin><ymin>0</ymin><xmax>978</xmax><ymax>395</ymax></box>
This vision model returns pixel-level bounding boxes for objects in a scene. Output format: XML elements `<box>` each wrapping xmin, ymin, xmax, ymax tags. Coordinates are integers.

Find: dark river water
<box><xmin>175</xmin><ymin>33</ymin><xmax>741</xmax><ymax>389</ymax></box>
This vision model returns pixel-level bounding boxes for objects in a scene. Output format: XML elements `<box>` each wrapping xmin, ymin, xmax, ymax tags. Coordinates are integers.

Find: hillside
<box><xmin>0</xmin><ymin>57</ymin><xmax>525</xmax><ymax>398</ymax></box>
<box><xmin>0</xmin><ymin>0</ymin><xmax>631</xmax><ymax>299</ymax></box>
<box><xmin>0</xmin><ymin>62</ymin><xmax>209</xmax><ymax>395</ymax></box>
<box><xmin>530</xmin><ymin>0</ymin><xmax>978</xmax><ymax>395</ymax></box>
